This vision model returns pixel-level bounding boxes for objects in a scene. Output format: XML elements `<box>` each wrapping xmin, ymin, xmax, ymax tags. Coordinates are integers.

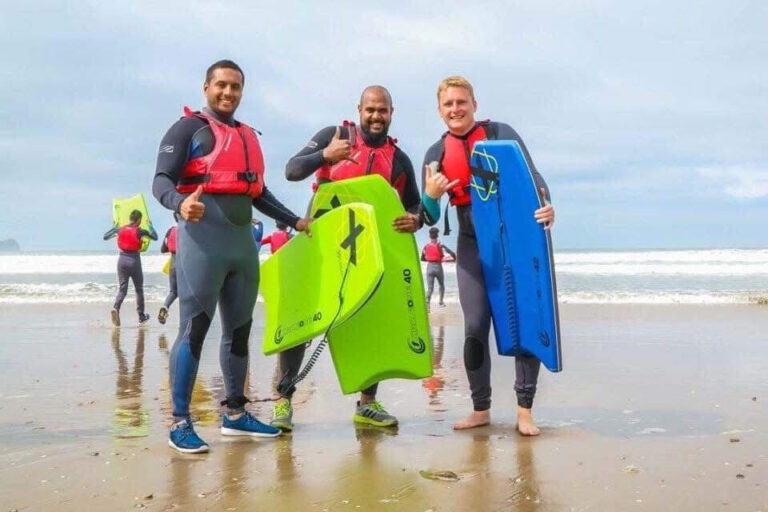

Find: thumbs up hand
<box><xmin>180</xmin><ymin>185</ymin><xmax>205</xmax><ymax>222</ymax></box>
<box><xmin>321</xmin><ymin>126</ymin><xmax>358</xmax><ymax>165</ymax></box>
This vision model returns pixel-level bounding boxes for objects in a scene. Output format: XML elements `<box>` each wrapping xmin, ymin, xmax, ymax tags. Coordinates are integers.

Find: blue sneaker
<box><xmin>168</xmin><ymin>418</ymin><xmax>209</xmax><ymax>453</ymax></box>
<box><xmin>221</xmin><ymin>411</ymin><xmax>281</xmax><ymax>438</ymax></box>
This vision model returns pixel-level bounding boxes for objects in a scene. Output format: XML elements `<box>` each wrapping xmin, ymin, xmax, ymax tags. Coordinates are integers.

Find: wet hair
<box><xmin>437</xmin><ymin>76</ymin><xmax>475</xmax><ymax>102</ymax></box>
<box><xmin>276</xmin><ymin>222</ymin><xmax>288</xmax><ymax>230</ymax></box>
<box><xmin>129</xmin><ymin>209</ymin><xmax>142</xmax><ymax>223</ymax></box>
<box><xmin>429</xmin><ymin>227</ymin><xmax>439</xmax><ymax>239</ymax></box>
<box><xmin>206</xmin><ymin>60</ymin><xmax>244</xmax><ymax>85</ymax></box>
<box><xmin>359</xmin><ymin>85</ymin><xmax>393</xmax><ymax>108</ymax></box>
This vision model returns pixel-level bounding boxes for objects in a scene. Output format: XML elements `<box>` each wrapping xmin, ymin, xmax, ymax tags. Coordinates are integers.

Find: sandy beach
<box><xmin>1</xmin><ymin>301</ymin><xmax>766</xmax><ymax>511</ymax></box>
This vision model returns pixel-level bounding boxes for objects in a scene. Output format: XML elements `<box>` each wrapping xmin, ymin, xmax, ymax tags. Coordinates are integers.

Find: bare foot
<box><xmin>516</xmin><ymin>406</ymin><xmax>540</xmax><ymax>436</ymax></box>
<box><xmin>452</xmin><ymin>410</ymin><xmax>490</xmax><ymax>430</ymax></box>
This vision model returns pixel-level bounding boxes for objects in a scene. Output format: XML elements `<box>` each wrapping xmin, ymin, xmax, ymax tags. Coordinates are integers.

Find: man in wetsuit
<box><xmin>152</xmin><ymin>60</ymin><xmax>312</xmax><ymax>453</ymax></box>
<box><xmin>421</xmin><ymin>226</ymin><xmax>456</xmax><ymax>309</ymax></box>
<box><xmin>271</xmin><ymin>85</ymin><xmax>421</xmax><ymax>432</ymax></box>
<box><xmin>420</xmin><ymin>76</ymin><xmax>555</xmax><ymax>436</ymax></box>
<box><xmin>158</xmin><ymin>215</ymin><xmax>178</xmax><ymax>325</ymax></box>
<box><xmin>103</xmin><ymin>209</ymin><xmax>158</xmax><ymax>327</ymax></box>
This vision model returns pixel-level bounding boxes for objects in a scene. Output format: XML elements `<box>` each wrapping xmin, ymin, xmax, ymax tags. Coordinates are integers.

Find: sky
<box><xmin>1</xmin><ymin>0</ymin><xmax>767</xmax><ymax>251</ymax></box>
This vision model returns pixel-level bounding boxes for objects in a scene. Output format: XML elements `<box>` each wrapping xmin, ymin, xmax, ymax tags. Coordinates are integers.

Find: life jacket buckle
<box><xmin>243</xmin><ymin>171</ymin><xmax>258</xmax><ymax>183</ymax></box>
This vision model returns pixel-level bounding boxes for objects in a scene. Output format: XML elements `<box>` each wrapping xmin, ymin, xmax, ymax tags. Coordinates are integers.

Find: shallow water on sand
<box><xmin>1</xmin><ymin>303</ymin><xmax>766</xmax><ymax>511</ymax></box>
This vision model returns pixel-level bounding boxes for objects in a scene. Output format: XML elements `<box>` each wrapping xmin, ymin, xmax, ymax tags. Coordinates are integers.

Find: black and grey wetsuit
<box><xmin>103</xmin><ymin>225</ymin><xmax>158</xmax><ymax>316</ymax></box>
<box><xmin>276</xmin><ymin>124</ymin><xmax>420</xmax><ymax>399</ymax></box>
<box><xmin>153</xmin><ymin>107</ymin><xmax>301</xmax><ymax>421</ymax></box>
<box><xmin>421</xmin><ymin>242</ymin><xmax>455</xmax><ymax>305</ymax></box>
<box><xmin>420</xmin><ymin>122</ymin><xmax>549</xmax><ymax>411</ymax></box>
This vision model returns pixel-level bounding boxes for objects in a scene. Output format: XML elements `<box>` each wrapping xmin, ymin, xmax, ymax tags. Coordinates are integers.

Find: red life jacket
<box><xmin>315</xmin><ymin>121</ymin><xmax>404</xmax><ymax>196</ymax></box>
<box><xmin>176</xmin><ymin>107</ymin><xmax>265</xmax><ymax>198</ymax></box>
<box><xmin>423</xmin><ymin>241</ymin><xmax>444</xmax><ymax>262</ymax></box>
<box><xmin>117</xmin><ymin>226</ymin><xmax>142</xmax><ymax>252</ymax></box>
<box><xmin>167</xmin><ymin>226</ymin><xmax>178</xmax><ymax>254</ymax></box>
<box><xmin>439</xmin><ymin>121</ymin><xmax>493</xmax><ymax>206</ymax></box>
<box><xmin>264</xmin><ymin>230</ymin><xmax>291</xmax><ymax>254</ymax></box>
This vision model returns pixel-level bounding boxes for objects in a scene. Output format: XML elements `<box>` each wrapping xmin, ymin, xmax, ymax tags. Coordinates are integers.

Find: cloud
<box><xmin>698</xmin><ymin>167</ymin><xmax>768</xmax><ymax>199</ymax></box>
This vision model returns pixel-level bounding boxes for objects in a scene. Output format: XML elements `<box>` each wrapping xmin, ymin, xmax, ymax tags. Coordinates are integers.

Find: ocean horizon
<box><xmin>2</xmin><ymin>248</ymin><xmax>767</xmax><ymax>306</ymax></box>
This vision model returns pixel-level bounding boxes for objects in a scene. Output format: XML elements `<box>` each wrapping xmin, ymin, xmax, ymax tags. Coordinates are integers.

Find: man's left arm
<box><xmin>391</xmin><ymin>148</ymin><xmax>422</xmax><ymax>233</ymax></box>
<box><xmin>253</xmin><ymin>187</ymin><xmax>312</xmax><ymax>233</ymax></box>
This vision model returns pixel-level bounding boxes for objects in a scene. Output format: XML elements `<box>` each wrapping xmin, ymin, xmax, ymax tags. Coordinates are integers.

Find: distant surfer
<box><xmin>103</xmin><ymin>209</ymin><xmax>157</xmax><ymax>327</ymax></box>
<box><xmin>420</xmin><ymin>77</ymin><xmax>555</xmax><ymax>435</ymax></box>
<box><xmin>152</xmin><ymin>59</ymin><xmax>312</xmax><ymax>453</ymax></box>
<box><xmin>251</xmin><ymin>218</ymin><xmax>264</xmax><ymax>250</ymax></box>
<box><xmin>421</xmin><ymin>226</ymin><xmax>456</xmax><ymax>310</ymax></box>
<box><xmin>158</xmin><ymin>215</ymin><xmax>178</xmax><ymax>325</ymax></box>
<box><xmin>260</xmin><ymin>222</ymin><xmax>293</xmax><ymax>254</ymax></box>
<box><xmin>273</xmin><ymin>85</ymin><xmax>421</xmax><ymax>432</ymax></box>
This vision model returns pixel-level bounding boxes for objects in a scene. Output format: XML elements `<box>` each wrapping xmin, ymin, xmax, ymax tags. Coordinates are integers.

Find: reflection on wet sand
<box><xmin>111</xmin><ymin>328</ymin><xmax>148</xmax><ymax>439</ymax></box>
<box><xmin>423</xmin><ymin>325</ymin><xmax>446</xmax><ymax>407</ymax></box>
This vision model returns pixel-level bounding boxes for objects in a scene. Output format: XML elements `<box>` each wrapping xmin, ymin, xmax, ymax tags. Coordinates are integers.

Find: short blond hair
<box><xmin>437</xmin><ymin>76</ymin><xmax>475</xmax><ymax>102</ymax></box>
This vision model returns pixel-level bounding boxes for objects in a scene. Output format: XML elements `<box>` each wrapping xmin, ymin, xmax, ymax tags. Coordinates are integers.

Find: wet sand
<box><xmin>1</xmin><ymin>302</ymin><xmax>766</xmax><ymax>511</ymax></box>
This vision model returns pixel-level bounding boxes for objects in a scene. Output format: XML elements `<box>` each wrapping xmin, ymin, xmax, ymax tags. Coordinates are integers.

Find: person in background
<box><xmin>103</xmin><ymin>209</ymin><xmax>158</xmax><ymax>327</ymax></box>
<box><xmin>260</xmin><ymin>222</ymin><xmax>292</xmax><ymax>254</ymax></box>
<box><xmin>158</xmin><ymin>214</ymin><xmax>179</xmax><ymax>325</ymax></box>
<box><xmin>421</xmin><ymin>226</ymin><xmax>456</xmax><ymax>309</ymax></box>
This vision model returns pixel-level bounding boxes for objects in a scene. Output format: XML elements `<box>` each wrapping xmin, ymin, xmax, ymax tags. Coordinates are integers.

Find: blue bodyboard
<box><xmin>469</xmin><ymin>141</ymin><xmax>562</xmax><ymax>372</ymax></box>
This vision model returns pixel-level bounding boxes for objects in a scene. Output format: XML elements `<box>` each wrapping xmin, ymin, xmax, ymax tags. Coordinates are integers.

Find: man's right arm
<box><xmin>152</xmin><ymin>117</ymin><xmax>202</xmax><ymax>212</ymax></box>
<box><xmin>420</xmin><ymin>141</ymin><xmax>444</xmax><ymax>226</ymax></box>
<box><xmin>284</xmin><ymin>126</ymin><xmax>338</xmax><ymax>182</ymax></box>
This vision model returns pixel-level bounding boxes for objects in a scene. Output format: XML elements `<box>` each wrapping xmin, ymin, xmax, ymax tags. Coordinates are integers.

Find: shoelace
<box><xmin>368</xmin><ymin>401</ymin><xmax>387</xmax><ymax>414</ymax></box>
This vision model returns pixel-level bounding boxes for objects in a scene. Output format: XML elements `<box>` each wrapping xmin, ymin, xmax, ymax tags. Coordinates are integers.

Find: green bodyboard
<box><xmin>112</xmin><ymin>193</ymin><xmax>152</xmax><ymax>252</ymax></box>
<box><xmin>261</xmin><ymin>203</ymin><xmax>385</xmax><ymax>355</ymax></box>
<box><xmin>311</xmin><ymin>175</ymin><xmax>432</xmax><ymax>394</ymax></box>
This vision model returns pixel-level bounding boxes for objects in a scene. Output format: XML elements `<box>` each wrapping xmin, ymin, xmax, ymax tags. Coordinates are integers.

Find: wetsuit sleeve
<box><xmin>392</xmin><ymin>148</ymin><xmax>421</xmax><ymax>215</ymax></box>
<box><xmin>152</xmin><ymin>117</ymin><xmax>205</xmax><ymax>213</ymax></box>
<box><xmin>285</xmin><ymin>126</ymin><xmax>338</xmax><ymax>181</ymax></box>
<box><xmin>103</xmin><ymin>226</ymin><xmax>118</xmax><ymax>240</ymax></box>
<box><xmin>252</xmin><ymin>222</ymin><xmax>263</xmax><ymax>243</ymax></box>
<box><xmin>252</xmin><ymin>187</ymin><xmax>301</xmax><ymax>229</ymax></box>
<box><xmin>419</xmin><ymin>141</ymin><xmax>445</xmax><ymax>226</ymax></box>
<box><xmin>442</xmin><ymin>244</ymin><xmax>456</xmax><ymax>259</ymax></box>
<box><xmin>138</xmin><ymin>228</ymin><xmax>158</xmax><ymax>241</ymax></box>
<box><xmin>492</xmin><ymin>122</ymin><xmax>550</xmax><ymax>201</ymax></box>
<box><xmin>420</xmin><ymin>247</ymin><xmax>427</xmax><ymax>262</ymax></box>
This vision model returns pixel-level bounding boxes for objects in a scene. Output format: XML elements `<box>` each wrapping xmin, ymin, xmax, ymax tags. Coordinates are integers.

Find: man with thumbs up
<box><xmin>271</xmin><ymin>85</ymin><xmax>421</xmax><ymax>432</ymax></box>
<box><xmin>152</xmin><ymin>60</ymin><xmax>312</xmax><ymax>453</ymax></box>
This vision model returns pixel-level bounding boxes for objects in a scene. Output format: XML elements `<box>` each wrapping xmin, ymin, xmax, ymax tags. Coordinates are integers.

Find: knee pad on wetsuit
<box><xmin>464</xmin><ymin>336</ymin><xmax>484</xmax><ymax>371</ymax></box>
<box><xmin>231</xmin><ymin>319</ymin><xmax>252</xmax><ymax>357</ymax></box>
<box><xmin>188</xmin><ymin>312</ymin><xmax>211</xmax><ymax>360</ymax></box>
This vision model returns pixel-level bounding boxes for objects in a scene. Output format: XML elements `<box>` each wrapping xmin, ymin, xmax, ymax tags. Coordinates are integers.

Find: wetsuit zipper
<box><xmin>365</xmin><ymin>151</ymin><xmax>375</xmax><ymax>174</ymax></box>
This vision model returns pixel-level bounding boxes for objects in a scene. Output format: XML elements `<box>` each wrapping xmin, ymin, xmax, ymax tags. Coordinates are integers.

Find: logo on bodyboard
<box><xmin>274</xmin><ymin>327</ymin><xmax>284</xmax><ymax>345</ymax></box>
<box><xmin>538</xmin><ymin>331</ymin><xmax>550</xmax><ymax>347</ymax></box>
<box><xmin>408</xmin><ymin>337</ymin><xmax>426</xmax><ymax>354</ymax></box>
<box><xmin>340</xmin><ymin>208</ymin><xmax>364</xmax><ymax>265</ymax></box>
<box><xmin>313</xmin><ymin>194</ymin><xmax>342</xmax><ymax>218</ymax></box>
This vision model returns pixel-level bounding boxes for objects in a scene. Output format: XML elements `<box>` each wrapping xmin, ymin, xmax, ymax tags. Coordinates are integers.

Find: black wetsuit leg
<box><xmin>435</xmin><ymin>263</ymin><xmax>446</xmax><ymax>304</ymax></box>
<box><xmin>114</xmin><ymin>252</ymin><xmax>143</xmax><ymax>315</ymax></box>
<box><xmin>455</xmin><ymin>205</ymin><xmax>540</xmax><ymax>411</ymax></box>
<box><xmin>169</xmin><ymin>195</ymin><xmax>258</xmax><ymax>420</ymax></box>
<box><xmin>425</xmin><ymin>262</ymin><xmax>438</xmax><ymax>304</ymax></box>
<box><xmin>163</xmin><ymin>254</ymin><xmax>178</xmax><ymax>309</ymax></box>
